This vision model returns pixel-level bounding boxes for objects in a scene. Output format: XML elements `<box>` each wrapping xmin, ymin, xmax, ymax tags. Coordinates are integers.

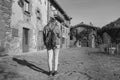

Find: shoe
<box><xmin>49</xmin><ymin>71</ymin><xmax>53</xmax><ymax>76</ymax></box>
<box><xmin>52</xmin><ymin>71</ymin><xmax>58</xmax><ymax>76</ymax></box>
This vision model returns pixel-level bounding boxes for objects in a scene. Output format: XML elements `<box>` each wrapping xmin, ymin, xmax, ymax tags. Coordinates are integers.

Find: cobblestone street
<box><xmin>1</xmin><ymin>47</ymin><xmax>120</xmax><ymax>80</ymax></box>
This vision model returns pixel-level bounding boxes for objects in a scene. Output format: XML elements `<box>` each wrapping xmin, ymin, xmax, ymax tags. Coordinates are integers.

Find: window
<box><xmin>36</xmin><ymin>8</ymin><xmax>42</xmax><ymax>20</ymax></box>
<box><xmin>12</xmin><ymin>28</ymin><xmax>19</xmax><ymax>37</ymax></box>
<box><xmin>25</xmin><ymin>1</ymin><xmax>29</xmax><ymax>12</ymax></box>
<box><xmin>62</xmin><ymin>26</ymin><xmax>65</xmax><ymax>33</ymax></box>
<box><xmin>24</xmin><ymin>0</ymin><xmax>31</xmax><ymax>16</ymax></box>
<box><xmin>36</xmin><ymin>10</ymin><xmax>41</xmax><ymax>20</ymax></box>
<box><xmin>62</xmin><ymin>37</ymin><xmax>65</xmax><ymax>44</ymax></box>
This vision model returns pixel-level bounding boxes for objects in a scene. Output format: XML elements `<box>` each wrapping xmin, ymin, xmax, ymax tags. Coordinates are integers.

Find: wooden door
<box><xmin>22</xmin><ymin>28</ymin><xmax>29</xmax><ymax>52</ymax></box>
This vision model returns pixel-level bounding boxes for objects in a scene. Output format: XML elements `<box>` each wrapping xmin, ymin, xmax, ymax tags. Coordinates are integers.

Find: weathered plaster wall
<box><xmin>9</xmin><ymin>0</ymin><xmax>34</xmax><ymax>55</ymax></box>
<box><xmin>0</xmin><ymin>0</ymin><xmax>12</xmax><ymax>56</ymax></box>
<box><xmin>4</xmin><ymin>0</ymin><xmax>47</xmax><ymax>55</ymax></box>
<box><xmin>31</xmin><ymin>0</ymin><xmax>47</xmax><ymax>51</ymax></box>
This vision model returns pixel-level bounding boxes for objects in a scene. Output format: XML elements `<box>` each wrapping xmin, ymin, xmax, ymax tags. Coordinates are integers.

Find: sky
<box><xmin>56</xmin><ymin>0</ymin><xmax>120</xmax><ymax>27</ymax></box>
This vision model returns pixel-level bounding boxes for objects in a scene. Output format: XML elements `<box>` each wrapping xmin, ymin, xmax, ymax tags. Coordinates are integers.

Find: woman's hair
<box><xmin>49</xmin><ymin>17</ymin><xmax>55</xmax><ymax>22</ymax></box>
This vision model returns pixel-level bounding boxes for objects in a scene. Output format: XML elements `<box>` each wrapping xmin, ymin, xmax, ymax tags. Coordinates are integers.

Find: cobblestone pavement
<box><xmin>0</xmin><ymin>47</ymin><xmax>120</xmax><ymax>80</ymax></box>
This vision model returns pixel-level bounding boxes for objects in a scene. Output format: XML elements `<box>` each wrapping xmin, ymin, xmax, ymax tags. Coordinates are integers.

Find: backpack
<box><xmin>43</xmin><ymin>26</ymin><xmax>56</xmax><ymax>49</ymax></box>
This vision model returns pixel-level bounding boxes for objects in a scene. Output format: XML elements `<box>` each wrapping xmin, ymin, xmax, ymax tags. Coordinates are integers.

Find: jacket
<box><xmin>43</xmin><ymin>22</ymin><xmax>61</xmax><ymax>49</ymax></box>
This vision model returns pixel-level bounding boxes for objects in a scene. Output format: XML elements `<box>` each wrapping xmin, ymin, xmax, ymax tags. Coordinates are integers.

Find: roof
<box><xmin>49</xmin><ymin>0</ymin><xmax>71</xmax><ymax>20</ymax></box>
<box><xmin>102</xmin><ymin>18</ymin><xmax>120</xmax><ymax>31</ymax></box>
<box><xmin>100</xmin><ymin>18</ymin><xmax>120</xmax><ymax>42</ymax></box>
<box><xmin>72</xmin><ymin>23</ymin><xmax>100</xmax><ymax>30</ymax></box>
<box><xmin>54</xmin><ymin>14</ymin><xmax>64</xmax><ymax>23</ymax></box>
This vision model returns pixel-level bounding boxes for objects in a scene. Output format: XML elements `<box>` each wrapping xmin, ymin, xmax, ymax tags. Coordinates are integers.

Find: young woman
<box><xmin>43</xmin><ymin>17</ymin><xmax>61</xmax><ymax>76</ymax></box>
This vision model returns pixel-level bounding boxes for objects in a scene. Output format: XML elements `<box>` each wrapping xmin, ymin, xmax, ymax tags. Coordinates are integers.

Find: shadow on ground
<box><xmin>12</xmin><ymin>57</ymin><xmax>49</xmax><ymax>75</ymax></box>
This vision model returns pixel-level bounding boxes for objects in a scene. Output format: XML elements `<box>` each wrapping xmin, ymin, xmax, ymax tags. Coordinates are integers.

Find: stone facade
<box><xmin>0</xmin><ymin>0</ymin><xmax>48</xmax><ymax>55</ymax></box>
<box><xmin>70</xmin><ymin>23</ymin><xmax>98</xmax><ymax>48</ymax></box>
<box><xmin>61</xmin><ymin>26</ymin><xmax>70</xmax><ymax>48</ymax></box>
<box><xmin>0</xmin><ymin>0</ymin><xmax>71</xmax><ymax>56</ymax></box>
<box><xmin>0</xmin><ymin>0</ymin><xmax>12</xmax><ymax>56</ymax></box>
<box><xmin>48</xmin><ymin>0</ymin><xmax>71</xmax><ymax>48</ymax></box>
<box><xmin>103</xmin><ymin>32</ymin><xmax>111</xmax><ymax>44</ymax></box>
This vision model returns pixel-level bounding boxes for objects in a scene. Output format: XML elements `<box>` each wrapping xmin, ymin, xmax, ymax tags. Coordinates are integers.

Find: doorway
<box><xmin>22</xmin><ymin>28</ymin><xmax>29</xmax><ymax>52</ymax></box>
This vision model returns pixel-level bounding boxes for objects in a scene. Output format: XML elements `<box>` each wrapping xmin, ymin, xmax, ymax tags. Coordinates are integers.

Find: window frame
<box><xmin>36</xmin><ymin>8</ymin><xmax>42</xmax><ymax>21</ymax></box>
<box><xmin>24</xmin><ymin>0</ymin><xmax>31</xmax><ymax>16</ymax></box>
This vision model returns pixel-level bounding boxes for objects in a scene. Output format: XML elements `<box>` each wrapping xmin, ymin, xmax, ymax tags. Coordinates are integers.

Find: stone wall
<box><xmin>103</xmin><ymin>32</ymin><xmax>111</xmax><ymax>44</ymax></box>
<box><xmin>0</xmin><ymin>0</ymin><xmax>12</xmax><ymax>56</ymax></box>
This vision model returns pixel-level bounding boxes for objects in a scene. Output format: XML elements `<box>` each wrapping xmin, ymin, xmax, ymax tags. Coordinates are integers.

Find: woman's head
<box><xmin>49</xmin><ymin>17</ymin><xmax>55</xmax><ymax>23</ymax></box>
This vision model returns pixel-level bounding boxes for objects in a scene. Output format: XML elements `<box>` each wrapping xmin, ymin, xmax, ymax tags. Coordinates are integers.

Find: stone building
<box><xmin>70</xmin><ymin>22</ymin><xmax>100</xmax><ymax>48</ymax></box>
<box><xmin>0</xmin><ymin>0</ymin><xmax>12</xmax><ymax>56</ymax></box>
<box><xmin>100</xmin><ymin>18</ymin><xmax>120</xmax><ymax>54</ymax></box>
<box><xmin>0</xmin><ymin>0</ymin><xmax>71</xmax><ymax>56</ymax></box>
<box><xmin>48</xmin><ymin>0</ymin><xmax>71</xmax><ymax>48</ymax></box>
<box><xmin>0</xmin><ymin>0</ymin><xmax>48</xmax><ymax>55</ymax></box>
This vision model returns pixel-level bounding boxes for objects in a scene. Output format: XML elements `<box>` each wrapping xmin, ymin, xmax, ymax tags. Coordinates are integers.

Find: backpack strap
<box><xmin>49</xmin><ymin>22</ymin><xmax>56</xmax><ymax>31</ymax></box>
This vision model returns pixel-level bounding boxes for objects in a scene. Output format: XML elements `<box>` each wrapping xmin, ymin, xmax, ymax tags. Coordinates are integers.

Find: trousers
<box><xmin>47</xmin><ymin>45</ymin><xmax>60</xmax><ymax>71</ymax></box>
